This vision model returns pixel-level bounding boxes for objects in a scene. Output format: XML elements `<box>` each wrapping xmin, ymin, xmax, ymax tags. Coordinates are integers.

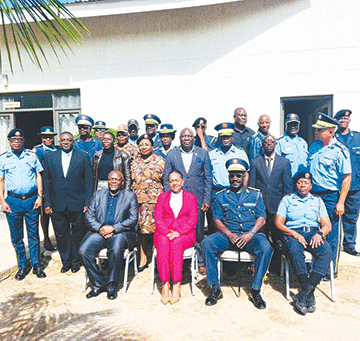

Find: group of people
<box><xmin>0</xmin><ymin>106</ymin><xmax>359</xmax><ymax>315</ymax></box>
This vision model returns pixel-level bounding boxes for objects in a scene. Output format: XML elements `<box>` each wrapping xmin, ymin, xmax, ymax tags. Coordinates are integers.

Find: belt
<box><xmin>293</xmin><ymin>225</ymin><xmax>318</xmax><ymax>233</ymax></box>
<box><xmin>7</xmin><ymin>190</ymin><xmax>38</xmax><ymax>200</ymax></box>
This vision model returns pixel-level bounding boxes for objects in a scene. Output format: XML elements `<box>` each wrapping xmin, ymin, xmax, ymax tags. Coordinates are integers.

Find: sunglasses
<box><xmin>229</xmin><ymin>173</ymin><xmax>244</xmax><ymax>179</ymax></box>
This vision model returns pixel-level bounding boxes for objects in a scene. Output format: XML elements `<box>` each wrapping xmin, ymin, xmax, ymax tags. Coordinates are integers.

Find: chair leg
<box><xmin>280</xmin><ymin>256</ymin><xmax>284</xmax><ymax>286</ymax></box>
<box><xmin>285</xmin><ymin>258</ymin><xmax>290</xmax><ymax>300</ymax></box>
<box><xmin>83</xmin><ymin>271</ymin><xmax>88</xmax><ymax>292</ymax></box>
<box><xmin>123</xmin><ymin>252</ymin><xmax>130</xmax><ymax>295</ymax></box>
<box><xmin>191</xmin><ymin>251</ymin><xmax>196</xmax><ymax>296</ymax></box>
<box><xmin>150</xmin><ymin>251</ymin><xmax>156</xmax><ymax>295</ymax></box>
<box><xmin>217</xmin><ymin>258</ymin><xmax>221</xmax><ymax>285</ymax></box>
<box><xmin>134</xmin><ymin>250</ymin><xmax>138</xmax><ymax>276</ymax></box>
<box><xmin>329</xmin><ymin>260</ymin><xmax>336</xmax><ymax>302</ymax></box>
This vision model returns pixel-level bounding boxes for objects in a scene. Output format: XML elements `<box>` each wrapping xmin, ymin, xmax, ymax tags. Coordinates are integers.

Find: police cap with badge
<box><xmin>192</xmin><ymin>117</ymin><xmax>207</xmax><ymax>128</ymax></box>
<box><xmin>158</xmin><ymin>123</ymin><xmax>176</xmax><ymax>137</ymax></box>
<box><xmin>75</xmin><ymin>115</ymin><xmax>94</xmax><ymax>127</ymax></box>
<box><xmin>37</xmin><ymin>126</ymin><xmax>57</xmax><ymax>137</ymax></box>
<box><xmin>143</xmin><ymin>114</ymin><xmax>161</xmax><ymax>125</ymax></box>
<box><xmin>334</xmin><ymin>109</ymin><xmax>352</xmax><ymax>121</ymax></box>
<box><xmin>93</xmin><ymin>121</ymin><xmax>107</xmax><ymax>131</ymax></box>
<box><xmin>285</xmin><ymin>113</ymin><xmax>300</xmax><ymax>125</ymax></box>
<box><xmin>312</xmin><ymin>113</ymin><xmax>340</xmax><ymax>129</ymax></box>
<box><xmin>226</xmin><ymin>158</ymin><xmax>249</xmax><ymax>173</ymax></box>
<box><xmin>294</xmin><ymin>171</ymin><xmax>313</xmax><ymax>183</ymax></box>
<box><xmin>127</xmin><ymin>119</ymin><xmax>139</xmax><ymax>128</ymax></box>
<box><xmin>215</xmin><ymin>122</ymin><xmax>235</xmax><ymax>136</ymax></box>
<box><xmin>8</xmin><ymin>128</ymin><xmax>25</xmax><ymax>139</ymax></box>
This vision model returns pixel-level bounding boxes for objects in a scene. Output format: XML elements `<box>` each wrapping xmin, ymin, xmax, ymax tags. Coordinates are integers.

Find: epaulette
<box><xmin>0</xmin><ymin>151</ymin><xmax>7</xmax><ymax>157</ymax></box>
<box><xmin>215</xmin><ymin>188</ymin><xmax>227</xmax><ymax>195</ymax></box>
<box><xmin>334</xmin><ymin>141</ymin><xmax>350</xmax><ymax>158</ymax></box>
<box><xmin>247</xmin><ymin>186</ymin><xmax>260</xmax><ymax>192</ymax></box>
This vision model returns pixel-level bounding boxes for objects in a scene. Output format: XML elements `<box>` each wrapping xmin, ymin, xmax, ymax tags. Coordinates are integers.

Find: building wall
<box><xmin>1</xmin><ymin>0</ymin><xmax>359</xmax><ymax>137</ymax></box>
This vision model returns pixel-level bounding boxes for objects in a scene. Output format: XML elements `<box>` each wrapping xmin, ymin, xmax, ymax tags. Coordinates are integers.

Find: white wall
<box><xmin>1</xmin><ymin>0</ymin><xmax>359</xmax><ymax>138</ymax></box>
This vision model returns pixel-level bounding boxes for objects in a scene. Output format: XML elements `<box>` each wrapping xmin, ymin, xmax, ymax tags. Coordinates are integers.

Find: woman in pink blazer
<box><xmin>154</xmin><ymin>170</ymin><xmax>198</xmax><ymax>304</ymax></box>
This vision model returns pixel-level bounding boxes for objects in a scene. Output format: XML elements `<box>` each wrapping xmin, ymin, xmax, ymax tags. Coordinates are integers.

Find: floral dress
<box><xmin>131</xmin><ymin>153</ymin><xmax>165</xmax><ymax>234</ymax></box>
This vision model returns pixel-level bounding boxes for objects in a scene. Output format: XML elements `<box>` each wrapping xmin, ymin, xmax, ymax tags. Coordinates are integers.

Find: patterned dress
<box><xmin>131</xmin><ymin>153</ymin><xmax>165</xmax><ymax>234</ymax></box>
<box><xmin>115</xmin><ymin>142</ymin><xmax>139</xmax><ymax>162</ymax></box>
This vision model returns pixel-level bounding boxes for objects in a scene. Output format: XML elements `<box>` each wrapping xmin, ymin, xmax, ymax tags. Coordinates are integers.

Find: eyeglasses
<box><xmin>117</xmin><ymin>132</ymin><xmax>128</xmax><ymax>136</ymax></box>
<box><xmin>95</xmin><ymin>128</ymin><xmax>106</xmax><ymax>132</ymax></box>
<box><xmin>229</xmin><ymin>173</ymin><xmax>244</xmax><ymax>179</ymax></box>
<box><xmin>196</xmin><ymin>125</ymin><xmax>206</xmax><ymax>129</ymax></box>
<box><xmin>9</xmin><ymin>137</ymin><xmax>24</xmax><ymax>142</ymax></box>
<box><xmin>42</xmin><ymin>135</ymin><xmax>54</xmax><ymax>140</ymax></box>
<box><xmin>78</xmin><ymin>126</ymin><xmax>90</xmax><ymax>130</ymax></box>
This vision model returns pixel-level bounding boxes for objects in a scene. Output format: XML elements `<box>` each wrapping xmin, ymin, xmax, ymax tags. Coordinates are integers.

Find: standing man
<box><xmin>209</xmin><ymin>123</ymin><xmax>249</xmax><ymax>191</ymax></box>
<box><xmin>308</xmin><ymin>113</ymin><xmax>352</xmax><ymax>278</ymax></box>
<box><xmin>334</xmin><ymin>109</ymin><xmax>360</xmax><ymax>256</ymax></box>
<box><xmin>115</xmin><ymin>124</ymin><xmax>139</xmax><ymax>162</ymax></box>
<box><xmin>33</xmin><ymin>126</ymin><xmax>58</xmax><ymax>251</ymax></box>
<box><xmin>79</xmin><ymin>171</ymin><xmax>138</xmax><ymax>300</ymax></box>
<box><xmin>249</xmin><ymin>135</ymin><xmax>293</xmax><ymax>273</ymax></box>
<box><xmin>276</xmin><ymin>113</ymin><xmax>308</xmax><ymax>177</ymax></box>
<box><xmin>153</xmin><ymin>124</ymin><xmax>176</xmax><ymax>159</ymax></box>
<box><xmin>127</xmin><ymin>119</ymin><xmax>139</xmax><ymax>145</ymax></box>
<box><xmin>164</xmin><ymin>128</ymin><xmax>212</xmax><ymax>272</ymax></box>
<box><xmin>43</xmin><ymin>132</ymin><xmax>94</xmax><ymax>273</ymax></box>
<box><xmin>0</xmin><ymin>129</ymin><xmax>46</xmax><ymax>280</ymax></box>
<box><xmin>232</xmin><ymin>107</ymin><xmax>255</xmax><ymax>152</ymax></box>
<box><xmin>74</xmin><ymin>115</ymin><xmax>102</xmax><ymax>163</ymax></box>
<box><xmin>202</xmin><ymin>158</ymin><xmax>273</xmax><ymax>308</ymax></box>
<box><xmin>143</xmin><ymin>114</ymin><xmax>162</xmax><ymax>150</ymax></box>
<box><xmin>93</xmin><ymin>121</ymin><xmax>107</xmax><ymax>140</ymax></box>
<box><xmin>248</xmin><ymin>114</ymin><xmax>271</xmax><ymax>161</ymax></box>
<box><xmin>192</xmin><ymin>117</ymin><xmax>217</xmax><ymax>151</ymax></box>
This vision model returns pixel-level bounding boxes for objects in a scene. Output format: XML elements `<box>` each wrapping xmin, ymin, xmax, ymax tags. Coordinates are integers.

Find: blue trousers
<box><xmin>202</xmin><ymin>231</ymin><xmax>273</xmax><ymax>291</ymax></box>
<box><xmin>343</xmin><ymin>190</ymin><xmax>360</xmax><ymax>250</ymax></box>
<box><xmin>313</xmin><ymin>191</ymin><xmax>341</xmax><ymax>274</ymax></box>
<box><xmin>6</xmin><ymin>195</ymin><xmax>40</xmax><ymax>269</ymax></box>
<box><xmin>285</xmin><ymin>231</ymin><xmax>332</xmax><ymax>277</ymax></box>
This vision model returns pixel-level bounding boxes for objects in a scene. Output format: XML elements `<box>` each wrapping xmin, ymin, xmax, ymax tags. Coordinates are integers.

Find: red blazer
<box><xmin>154</xmin><ymin>190</ymin><xmax>198</xmax><ymax>237</ymax></box>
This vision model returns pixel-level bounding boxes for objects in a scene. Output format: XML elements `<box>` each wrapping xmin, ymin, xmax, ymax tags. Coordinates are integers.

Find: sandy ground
<box><xmin>0</xmin><ymin>220</ymin><xmax>360</xmax><ymax>341</ymax></box>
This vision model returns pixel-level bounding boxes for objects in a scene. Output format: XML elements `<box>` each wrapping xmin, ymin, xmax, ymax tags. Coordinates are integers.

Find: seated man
<box><xmin>202</xmin><ymin>158</ymin><xmax>273</xmax><ymax>309</ymax></box>
<box><xmin>79</xmin><ymin>170</ymin><xmax>138</xmax><ymax>300</ymax></box>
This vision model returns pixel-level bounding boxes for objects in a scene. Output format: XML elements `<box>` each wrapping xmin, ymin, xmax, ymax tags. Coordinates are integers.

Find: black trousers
<box><xmin>79</xmin><ymin>231</ymin><xmax>136</xmax><ymax>288</ymax></box>
<box><xmin>52</xmin><ymin>209</ymin><xmax>85</xmax><ymax>269</ymax></box>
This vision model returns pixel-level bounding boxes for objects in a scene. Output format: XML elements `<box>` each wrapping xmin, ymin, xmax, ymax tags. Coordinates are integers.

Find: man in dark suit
<box><xmin>164</xmin><ymin>127</ymin><xmax>212</xmax><ymax>272</ymax></box>
<box><xmin>249</xmin><ymin>134</ymin><xmax>293</xmax><ymax>273</ymax></box>
<box><xmin>79</xmin><ymin>171</ymin><xmax>138</xmax><ymax>300</ymax></box>
<box><xmin>43</xmin><ymin>132</ymin><xmax>94</xmax><ymax>273</ymax></box>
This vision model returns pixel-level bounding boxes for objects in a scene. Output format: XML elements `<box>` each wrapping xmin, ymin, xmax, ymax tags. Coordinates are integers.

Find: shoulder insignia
<box><xmin>215</xmin><ymin>188</ymin><xmax>227</xmax><ymax>195</ymax></box>
<box><xmin>247</xmin><ymin>186</ymin><xmax>260</xmax><ymax>192</ymax></box>
<box><xmin>0</xmin><ymin>151</ymin><xmax>7</xmax><ymax>157</ymax></box>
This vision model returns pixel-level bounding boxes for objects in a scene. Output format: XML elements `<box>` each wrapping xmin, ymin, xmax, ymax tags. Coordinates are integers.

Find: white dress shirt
<box><xmin>61</xmin><ymin>150</ymin><xmax>73</xmax><ymax>178</ymax></box>
<box><xmin>170</xmin><ymin>190</ymin><xmax>183</xmax><ymax>218</ymax></box>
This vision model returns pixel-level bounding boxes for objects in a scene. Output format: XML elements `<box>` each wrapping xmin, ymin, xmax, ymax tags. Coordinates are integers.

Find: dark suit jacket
<box><xmin>249</xmin><ymin>154</ymin><xmax>293</xmax><ymax>214</ymax></box>
<box><xmin>163</xmin><ymin>146</ymin><xmax>212</xmax><ymax>207</ymax></box>
<box><xmin>43</xmin><ymin>149</ymin><xmax>94</xmax><ymax>212</ymax></box>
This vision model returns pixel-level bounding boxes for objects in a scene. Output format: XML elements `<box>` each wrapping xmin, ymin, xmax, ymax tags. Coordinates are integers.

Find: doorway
<box><xmin>280</xmin><ymin>95</ymin><xmax>333</xmax><ymax>146</ymax></box>
<box><xmin>14</xmin><ymin>111</ymin><xmax>54</xmax><ymax>149</ymax></box>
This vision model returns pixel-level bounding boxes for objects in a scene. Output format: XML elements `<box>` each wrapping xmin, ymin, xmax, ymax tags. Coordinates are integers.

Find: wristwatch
<box><xmin>37</xmin><ymin>194</ymin><xmax>44</xmax><ymax>198</ymax></box>
<box><xmin>249</xmin><ymin>229</ymin><xmax>256</xmax><ymax>235</ymax></box>
<box><xmin>316</xmin><ymin>231</ymin><xmax>324</xmax><ymax>239</ymax></box>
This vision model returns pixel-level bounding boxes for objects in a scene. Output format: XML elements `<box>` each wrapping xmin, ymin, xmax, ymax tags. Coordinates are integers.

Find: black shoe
<box><xmin>306</xmin><ymin>292</ymin><xmax>316</xmax><ymax>313</ymax></box>
<box><xmin>61</xmin><ymin>266</ymin><xmax>71</xmax><ymax>273</ymax></box>
<box><xmin>32</xmin><ymin>265</ymin><xmax>46</xmax><ymax>278</ymax></box>
<box><xmin>205</xmin><ymin>285</ymin><xmax>223</xmax><ymax>306</ymax></box>
<box><xmin>71</xmin><ymin>264</ymin><xmax>81</xmax><ymax>273</ymax></box>
<box><xmin>343</xmin><ymin>248</ymin><xmax>360</xmax><ymax>256</ymax></box>
<box><xmin>294</xmin><ymin>284</ymin><xmax>315</xmax><ymax>315</ymax></box>
<box><xmin>250</xmin><ymin>289</ymin><xmax>266</xmax><ymax>310</ymax></box>
<box><xmin>107</xmin><ymin>284</ymin><xmax>118</xmax><ymax>300</ymax></box>
<box><xmin>138</xmin><ymin>264</ymin><xmax>148</xmax><ymax>273</ymax></box>
<box><xmin>323</xmin><ymin>272</ymin><xmax>338</xmax><ymax>282</ymax></box>
<box><xmin>15</xmin><ymin>268</ymin><xmax>27</xmax><ymax>281</ymax></box>
<box><xmin>44</xmin><ymin>240</ymin><xmax>56</xmax><ymax>252</ymax></box>
<box><xmin>86</xmin><ymin>287</ymin><xmax>105</xmax><ymax>299</ymax></box>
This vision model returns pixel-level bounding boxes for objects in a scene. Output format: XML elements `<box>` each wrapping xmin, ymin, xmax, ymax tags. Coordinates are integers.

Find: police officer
<box><xmin>33</xmin><ymin>126</ymin><xmax>58</xmax><ymax>251</ymax></box>
<box><xmin>248</xmin><ymin>114</ymin><xmax>271</xmax><ymax>161</ymax></box>
<box><xmin>143</xmin><ymin>114</ymin><xmax>162</xmax><ymax>150</ymax></box>
<box><xmin>232</xmin><ymin>107</ymin><xmax>255</xmax><ymax>152</ymax></box>
<box><xmin>0</xmin><ymin>129</ymin><xmax>46</xmax><ymax>280</ymax></box>
<box><xmin>334</xmin><ymin>109</ymin><xmax>360</xmax><ymax>256</ymax></box>
<box><xmin>127</xmin><ymin>119</ymin><xmax>139</xmax><ymax>145</ymax></box>
<box><xmin>153</xmin><ymin>124</ymin><xmax>176</xmax><ymax>159</ymax></box>
<box><xmin>275</xmin><ymin>172</ymin><xmax>332</xmax><ymax>315</ymax></box>
<box><xmin>209</xmin><ymin>123</ymin><xmax>249</xmax><ymax>191</ymax></box>
<box><xmin>202</xmin><ymin>158</ymin><xmax>273</xmax><ymax>308</ymax></box>
<box><xmin>74</xmin><ymin>115</ymin><xmax>102</xmax><ymax>163</ymax></box>
<box><xmin>93</xmin><ymin>121</ymin><xmax>107</xmax><ymax>140</ymax></box>
<box><xmin>276</xmin><ymin>113</ymin><xmax>308</xmax><ymax>177</ymax></box>
<box><xmin>308</xmin><ymin>113</ymin><xmax>352</xmax><ymax>279</ymax></box>
<box><xmin>192</xmin><ymin>117</ymin><xmax>217</xmax><ymax>151</ymax></box>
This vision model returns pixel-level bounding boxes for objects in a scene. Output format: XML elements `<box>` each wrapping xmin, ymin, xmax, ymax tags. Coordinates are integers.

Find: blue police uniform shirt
<box><xmin>277</xmin><ymin>192</ymin><xmax>328</xmax><ymax>229</ymax></box>
<box><xmin>152</xmin><ymin>133</ymin><xmax>162</xmax><ymax>151</ymax></box>
<box><xmin>194</xmin><ymin>134</ymin><xmax>217</xmax><ymax>151</ymax></box>
<box><xmin>248</xmin><ymin>130</ymin><xmax>266</xmax><ymax>160</ymax></box>
<box><xmin>153</xmin><ymin>143</ymin><xmax>175</xmax><ymax>159</ymax></box>
<box><xmin>74</xmin><ymin>137</ymin><xmax>102</xmax><ymax>163</ymax></box>
<box><xmin>33</xmin><ymin>143</ymin><xmax>58</xmax><ymax>164</ymax></box>
<box><xmin>335</xmin><ymin>130</ymin><xmax>360</xmax><ymax>191</ymax></box>
<box><xmin>0</xmin><ymin>148</ymin><xmax>43</xmax><ymax>195</ymax></box>
<box><xmin>209</xmin><ymin>145</ymin><xmax>249</xmax><ymax>188</ymax></box>
<box><xmin>212</xmin><ymin>186</ymin><xmax>266</xmax><ymax>233</ymax></box>
<box><xmin>232</xmin><ymin>126</ymin><xmax>255</xmax><ymax>152</ymax></box>
<box><xmin>275</xmin><ymin>132</ymin><xmax>308</xmax><ymax>176</ymax></box>
<box><xmin>308</xmin><ymin>137</ymin><xmax>352</xmax><ymax>192</ymax></box>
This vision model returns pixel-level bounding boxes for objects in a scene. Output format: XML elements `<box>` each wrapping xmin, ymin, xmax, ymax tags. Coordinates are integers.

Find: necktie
<box><xmin>267</xmin><ymin>158</ymin><xmax>272</xmax><ymax>176</ymax></box>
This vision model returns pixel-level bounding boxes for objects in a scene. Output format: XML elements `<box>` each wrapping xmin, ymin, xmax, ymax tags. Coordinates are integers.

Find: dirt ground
<box><xmin>0</xmin><ymin>247</ymin><xmax>360</xmax><ymax>341</ymax></box>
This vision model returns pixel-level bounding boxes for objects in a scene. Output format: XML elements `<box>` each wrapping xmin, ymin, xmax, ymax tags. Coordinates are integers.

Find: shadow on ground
<box><xmin>0</xmin><ymin>292</ymin><xmax>141</xmax><ymax>341</ymax></box>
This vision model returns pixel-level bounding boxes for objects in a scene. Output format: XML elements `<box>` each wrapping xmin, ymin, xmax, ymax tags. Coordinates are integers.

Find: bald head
<box><xmin>108</xmin><ymin>171</ymin><xmax>123</xmax><ymax>193</ymax></box>
<box><xmin>234</xmin><ymin>107</ymin><xmax>248</xmax><ymax>126</ymax></box>
<box><xmin>180</xmin><ymin>128</ymin><xmax>194</xmax><ymax>152</ymax></box>
<box><xmin>258</xmin><ymin>114</ymin><xmax>271</xmax><ymax>135</ymax></box>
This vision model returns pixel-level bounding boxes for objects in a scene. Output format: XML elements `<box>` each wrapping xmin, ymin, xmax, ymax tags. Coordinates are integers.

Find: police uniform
<box><xmin>308</xmin><ymin>113</ymin><xmax>352</xmax><ymax>275</ymax></box>
<box><xmin>127</xmin><ymin>119</ymin><xmax>139</xmax><ymax>145</ymax></box>
<box><xmin>0</xmin><ymin>130</ymin><xmax>43</xmax><ymax>272</ymax></box>
<box><xmin>232</xmin><ymin>125</ymin><xmax>255</xmax><ymax>152</ymax></box>
<box><xmin>153</xmin><ymin>123</ymin><xmax>176</xmax><ymax>160</ymax></box>
<box><xmin>276</xmin><ymin>114</ymin><xmax>308</xmax><ymax>177</ymax></box>
<box><xmin>248</xmin><ymin>130</ymin><xmax>266</xmax><ymax>161</ymax></box>
<box><xmin>74</xmin><ymin>115</ymin><xmax>102</xmax><ymax>163</ymax></box>
<box><xmin>33</xmin><ymin>126</ymin><xmax>58</xmax><ymax>164</ymax></box>
<box><xmin>334</xmin><ymin>109</ymin><xmax>360</xmax><ymax>254</ymax></box>
<box><xmin>277</xmin><ymin>191</ymin><xmax>332</xmax><ymax>278</ymax></box>
<box><xmin>202</xmin><ymin>159</ymin><xmax>273</xmax><ymax>293</ymax></box>
<box><xmin>143</xmin><ymin>114</ymin><xmax>162</xmax><ymax>150</ymax></box>
<box><xmin>209</xmin><ymin>123</ymin><xmax>249</xmax><ymax>190</ymax></box>
<box><xmin>192</xmin><ymin>117</ymin><xmax>217</xmax><ymax>151</ymax></box>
